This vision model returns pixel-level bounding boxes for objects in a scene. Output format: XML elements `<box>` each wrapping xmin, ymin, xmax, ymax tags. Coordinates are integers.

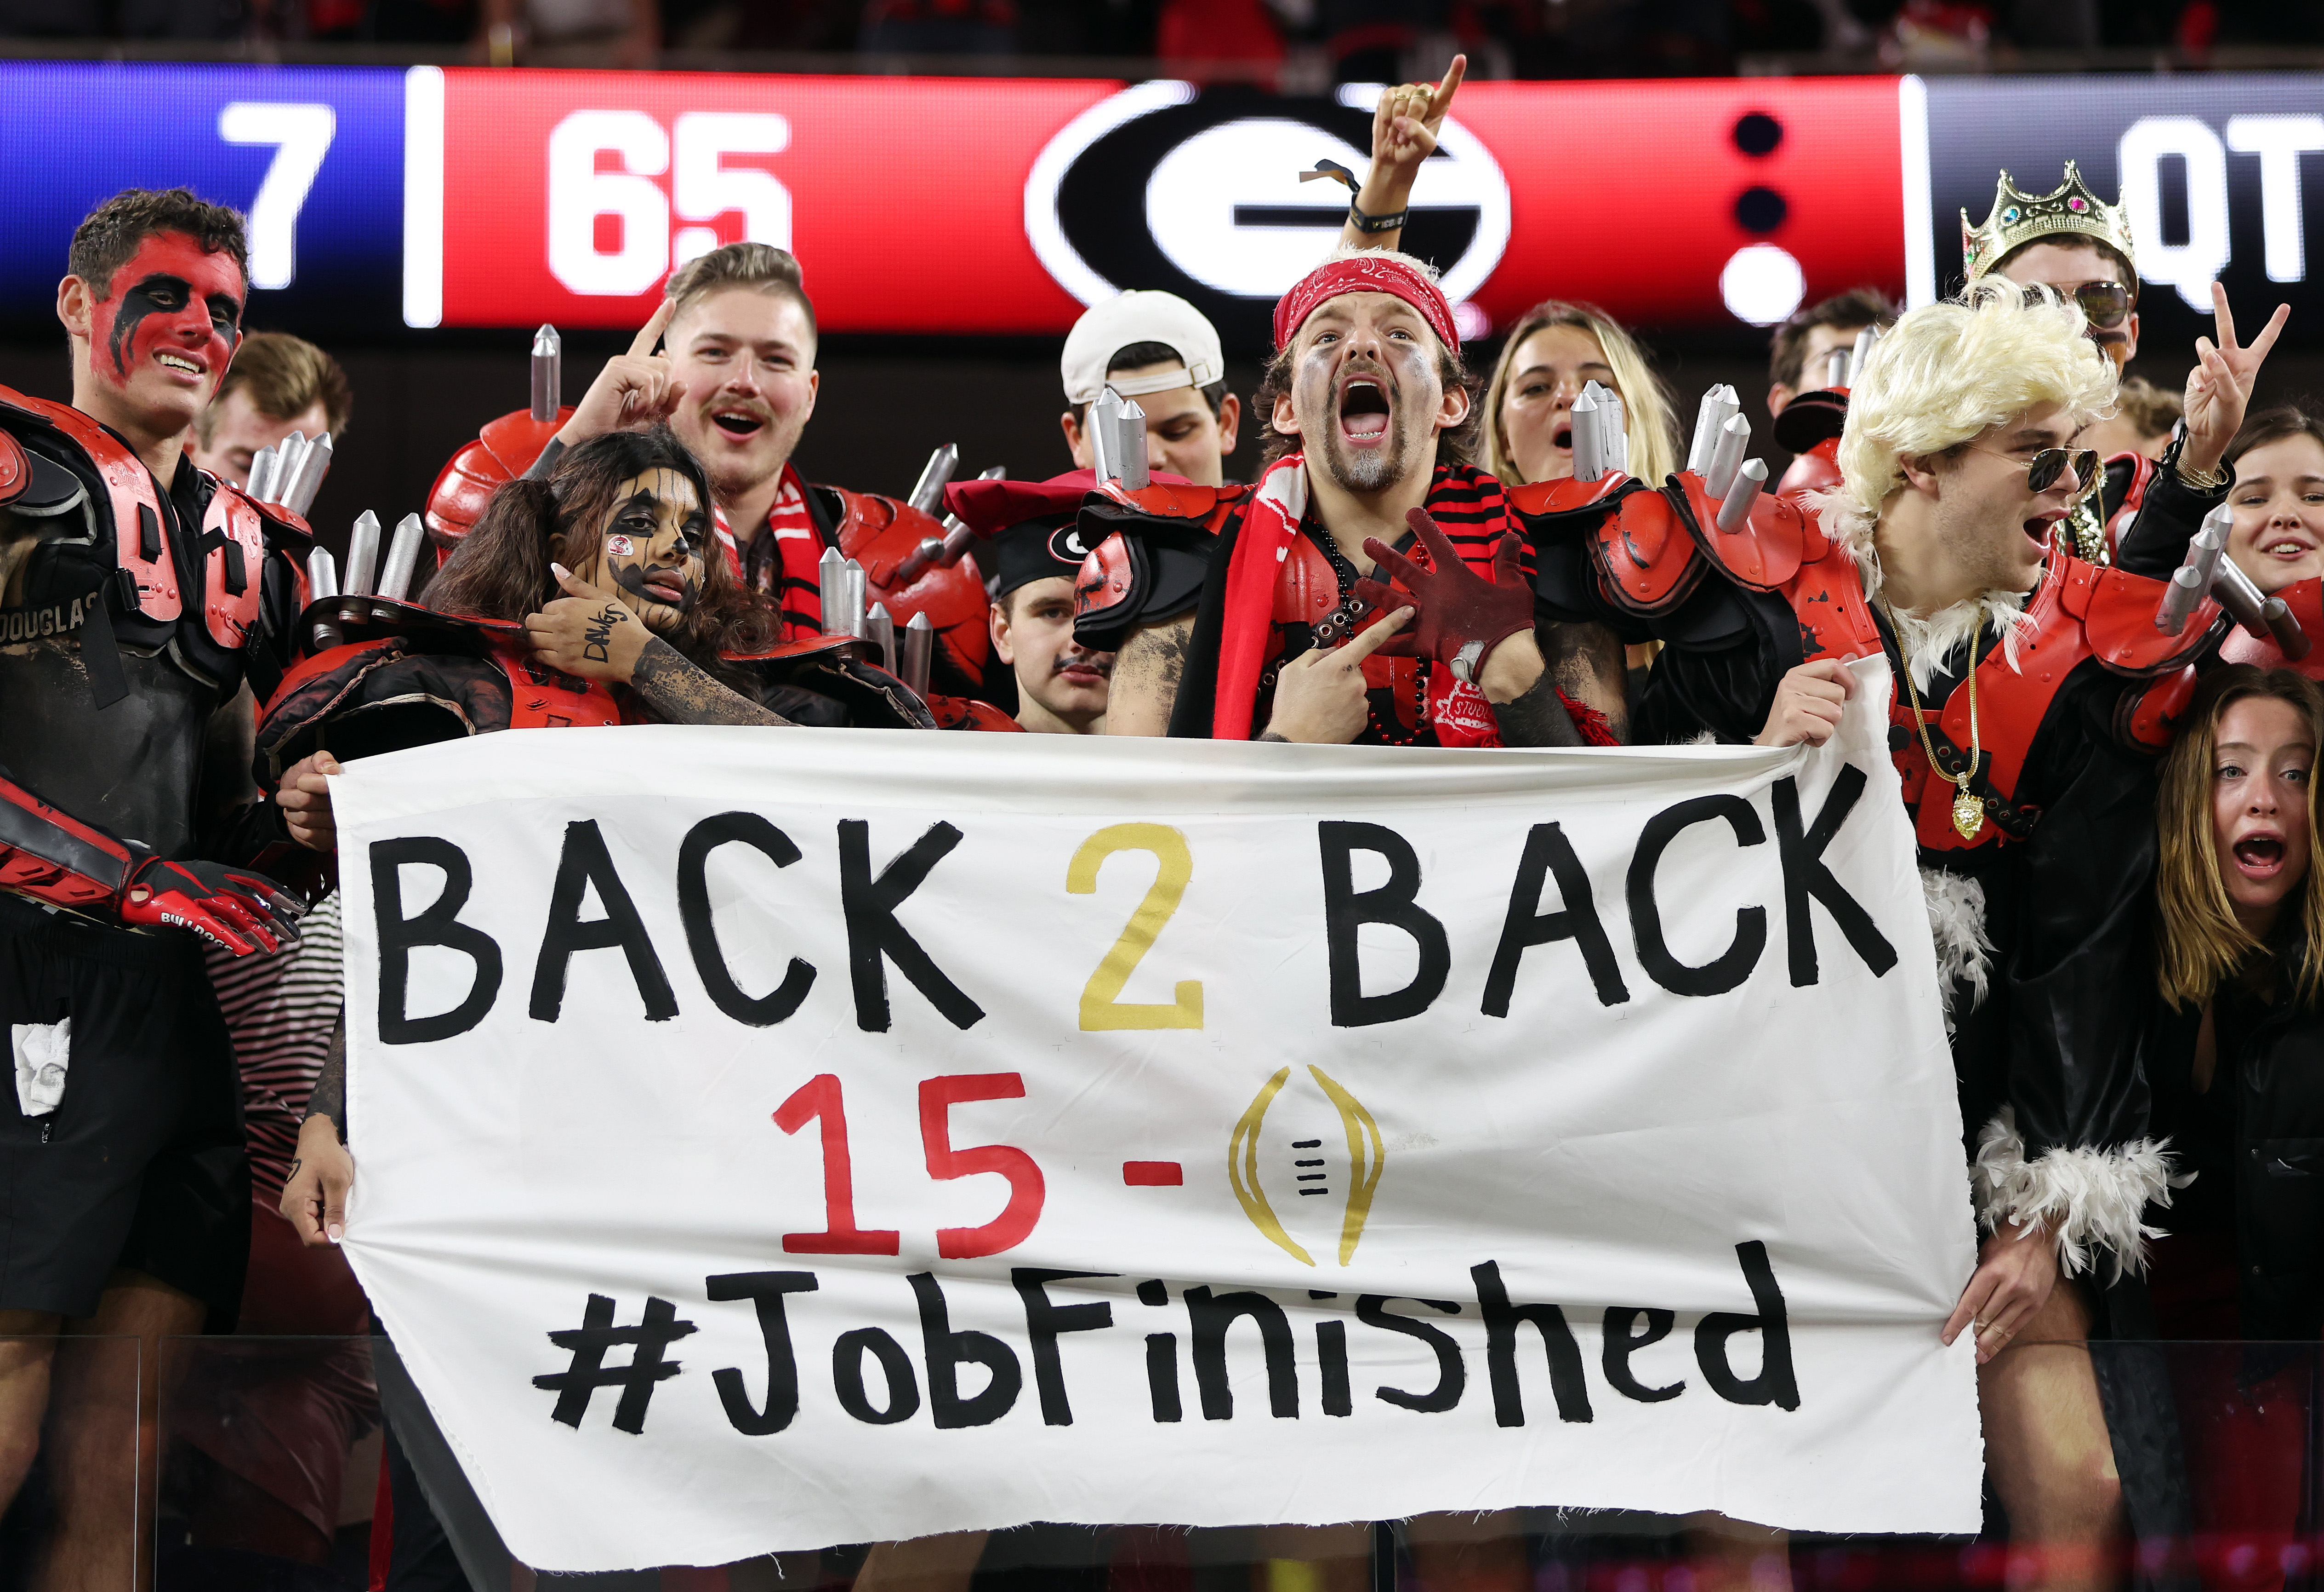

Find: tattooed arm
<box><xmin>628</xmin><ymin>638</ymin><xmax>795</xmax><ymax>727</ymax></box>
<box><xmin>282</xmin><ymin>1008</ymin><xmax>354</xmax><ymax>1245</ymax></box>
<box><xmin>1105</xmin><ymin>615</ymin><xmax>1194</xmax><ymax>737</ymax></box>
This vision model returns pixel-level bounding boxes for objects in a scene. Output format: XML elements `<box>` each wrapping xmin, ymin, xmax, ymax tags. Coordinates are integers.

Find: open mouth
<box><xmin>1338</xmin><ymin>378</ymin><xmax>1390</xmax><ymax>443</ymax></box>
<box><xmin>2266</xmin><ymin>538</ymin><xmax>2316</xmax><ymax>560</ymax></box>
<box><xmin>2022</xmin><ymin>511</ymin><xmax>2065</xmax><ymax>547</ymax></box>
<box><xmin>155</xmin><ymin>351</ymin><xmax>202</xmax><ymax>377</ymax></box>
<box><xmin>2234</xmin><ymin>833</ymin><xmax>2288</xmax><ymax>877</ymax></box>
<box><xmin>712</xmin><ymin>410</ymin><xmax>766</xmax><ymax>439</ymax></box>
<box><xmin>1554</xmin><ymin>426</ymin><xmax>1574</xmax><ymax>454</ymax></box>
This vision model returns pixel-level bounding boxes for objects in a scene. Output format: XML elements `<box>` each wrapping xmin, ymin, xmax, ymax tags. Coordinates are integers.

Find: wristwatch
<box><xmin>1450</xmin><ymin>638</ymin><xmax>1488</xmax><ymax>685</ymax></box>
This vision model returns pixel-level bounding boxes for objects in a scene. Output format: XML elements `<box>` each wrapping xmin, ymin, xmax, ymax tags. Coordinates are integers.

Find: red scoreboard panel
<box><xmin>418</xmin><ymin>68</ymin><xmax>1910</xmax><ymax>344</ymax></box>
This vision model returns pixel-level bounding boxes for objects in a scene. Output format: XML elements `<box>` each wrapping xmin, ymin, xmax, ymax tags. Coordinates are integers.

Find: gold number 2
<box><xmin>1067</xmin><ymin>823</ymin><xmax>1203</xmax><ymax>1031</ymax></box>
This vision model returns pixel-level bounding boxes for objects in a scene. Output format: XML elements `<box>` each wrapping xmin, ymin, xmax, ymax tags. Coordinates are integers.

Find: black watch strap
<box><xmin>1347</xmin><ymin>202</ymin><xmax>1410</xmax><ymax>234</ymax></box>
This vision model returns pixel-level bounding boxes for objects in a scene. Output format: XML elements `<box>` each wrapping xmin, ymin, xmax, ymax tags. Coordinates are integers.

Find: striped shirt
<box><xmin>205</xmin><ymin>892</ymin><xmax>343</xmax><ymax>1202</ymax></box>
<box><xmin>712</xmin><ymin>462</ymin><xmax>825</xmax><ymax>637</ymax></box>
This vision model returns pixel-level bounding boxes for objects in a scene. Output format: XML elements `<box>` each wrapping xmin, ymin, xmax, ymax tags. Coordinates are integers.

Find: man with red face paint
<box><xmin>0</xmin><ymin>187</ymin><xmax>308</xmax><ymax>1588</ymax></box>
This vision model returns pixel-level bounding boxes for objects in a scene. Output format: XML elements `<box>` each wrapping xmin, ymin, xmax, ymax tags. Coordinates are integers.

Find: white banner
<box><xmin>336</xmin><ymin>658</ymin><xmax>1981</xmax><ymax>1574</ymax></box>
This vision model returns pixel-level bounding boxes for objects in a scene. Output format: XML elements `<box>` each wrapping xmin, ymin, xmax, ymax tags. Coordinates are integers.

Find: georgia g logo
<box><xmin>1025</xmin><ymin>83</ymin><xmax>1509</xmax><ymax>350</ymax></box>
<box><xmin>1049</xmin><ymin>525</ymin><xmax>1092</xmax><ymax>565</ymax></box>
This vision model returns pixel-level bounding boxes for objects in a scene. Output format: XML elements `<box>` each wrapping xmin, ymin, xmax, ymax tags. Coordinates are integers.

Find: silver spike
<box><xmin>843</xmin><ymin>558</ymin><xmax>868</xmax><ymax>639</ymax></box>
<box><xmin>1090</xmin><ymin>387</ymin><xmax>1124</xmax><ymax>482</ymax></box>
<box><xmin>1687</xmin><ymin>385</ymin><xmax>1740</xmax><ymax>477</ymax></box>
<box><xmin>344</xmin><ymin>511</ymin><xmax>382</xmax><ymax>598</ymax></box>
<box><xmin>900</xmin><ymin>610</ymin><xmax>934</xmax><ymax>697</ymax></box>
<box><xmin>285</xmin><ymin>432</ymin><xmax>333</xmax><ymax>516</ymax></box>
<box><xmin>1850</xmin><ymin>322</ymin><xmax>1881</xmax><ymax>384</ymax></box>
<box><xmin>1569</xmin><ymin>389</ymin><xmax>1604</xmax><ymax>484</ymax></box>
<box><xmin>305</xmin><ymin>546</ymin><xmax>339</xmax><ymax>601</ymax></box>
<box><xmin>246</xmin><ymin>444</ymin><xmax>279</xmax><ymax>504</ymax></box>
<box><xmin>1116</xmin><ymin>400</ymin><xmax>1150</xmax><ymax>491</ymax></box>
<box><xmin>530</xmin><ymin>325</ymin><xmax>562</xmax><ymax>422</ymax></box>
<box><xmin>817</xmin><ymin>547</ymin><xmax>851</xmax><ymax>636</ymax></box>
<box><xmin>1715</xmin><ymin>459</ymin><xmax>1768</xmax><ymax>532</ymax></box>
<box><xmin>1704</xmin><ymin>414</ymin><xmax>1751</xmax><ymax>498</ymax></box>
<box><xmin>866</xmin><ymin>602</ymin><xmax>897</xmax><ymax>673</ymax></box>
<box><xmin>907</xmin><ymin>444</ymin><xmax>960</xmax><ymax>517</ymax></box>
<box><xmin>377</xmin><ymin>513</ymin><xmax>427</xmax><ymax>603</ymax></box>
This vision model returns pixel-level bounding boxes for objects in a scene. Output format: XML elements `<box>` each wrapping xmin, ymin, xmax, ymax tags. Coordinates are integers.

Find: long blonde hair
<box><xmin>1480</xmin><ymin>302</ymin><xmax>1679</xmax><ymax>487</ymax></box>
<box><xmin>2156</xmin><ymin>664</ymin><xmax>2324</xmax><ymax>1009</ymax></box>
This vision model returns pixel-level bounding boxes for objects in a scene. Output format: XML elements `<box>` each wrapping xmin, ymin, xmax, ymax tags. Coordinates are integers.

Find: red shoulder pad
<box><xmin>825</xmin><ymin>483</ymin><xmax>991</xmax><ymax>679</ymax></box>
<box><xmin>424</xmin><ymin>406</ymin><xmax>573</xmax><ymax>551</ymax></box>
<box><xmin>1775</xmin><ymin>439</ymin><xmax>1842</xmax><ymax>502</ymax></box>
<box><xmin>0</xmin><ymin>430</ymin><xmax>26</xmax><ymax>505</ymax></box>
<box><xmin>2119</xmin><ymin>662</ymin><xmax>2202</xmax><ymax>751</ymax></box>
<box><xmin>2221</xmin><ymin>575</ymin><xmax>2324</xmax><ymax>675</ymax></box>
<box><xmin>489</xmin><ymin>641</ymin><xmax>625</xmax><ymax>730</ymax></box>
<box><xmin>2059</xmin><ymin>558</ymin><xmax>2225</xmax><ymax>676</ymax></box>
<box><xmin>0</xmin><ymin>383</ymin><xmax>180</xmax><ymax>622</ymax></box>
<box><xmin>1670</xmin><ymin>472</ymin><xmax>1813</xmax><ymax>594</ymax></box>
<box><xmin>1505</xmin><ymin>474</ymin><xmax>1631</xmax><ymax>518</ymax></box>
<box><xmin>197</xmin><ymin>482</ymin><xmax>268</xmax><ymax>650</ymax></box>
<box><xmin>1579</xmin><ymin>485</ymin><xmax>1703</xmax><ymax>616</ymax></box>
<box><xmin>1091</xmin><ymin>479</ymin><xmax>1246</xmax><ymax>536</ymax></box>
<box><xmin>929</xmin><ymin>694</ymin><xmax>1024</xmax><ymax>731</ymax></box>
<box><xmin>2102</xmin><ymin>452</ymin><xmax>2158</xmax><ymax>556</ymax></box>
<box><xmin>723</xmin><ymin>633</ymin><xmax>869</xmax><ymax>666</ymax></box>
<box><xmin>1073</xmin><ymin>530</ymin><xmax>1139</xmax><ymax>633</ymax></box>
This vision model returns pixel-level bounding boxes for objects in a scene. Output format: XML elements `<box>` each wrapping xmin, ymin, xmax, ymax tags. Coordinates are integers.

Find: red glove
<box><xmin>120</xmin><ymin>856</ymin><xmax>304</xmax><ymax>956</ymax></box>
<box><xmin>1353</xmin><ymin>508</ymin><xmax>1536</xmax><ymax>675</ymax></box>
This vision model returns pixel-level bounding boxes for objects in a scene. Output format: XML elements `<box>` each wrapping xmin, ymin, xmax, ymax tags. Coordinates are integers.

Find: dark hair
<box><xmin>1073</xmin><ymin>341</ymin><xmax>1230</xmax><ymax>424</ymax></box>
<box><xmin>663</xmin><ymin>242</ymin><xmax>816</xmax><ymax>347</ymax></box>
<box><xmin>69</xmin><ymin>187</ymin><xmax>249</xmax><ymax>297</ymax></box>
<box><xmin>201</xmin><ymin>331</ymin><xmax>353</xmax><ymax>444</ymax></box>
<box><xmin>427</xmin><ymin>428</ymin><xmax>777</xmax><ymax>672</ymax></box>
<box><xmin>1251</xmin><ymin>332</ymin><xmax>1479</xmax><ymax>470</ymax></box>
<box><xmin>1768</xmin><ymin>287</ymin><xmax>1897</xmax><ymax>391</ymax></box>
<box><xmin>2228</xmin><ymin>404</ymin><xmax>2324</xmax><ymax>476</ymax></box>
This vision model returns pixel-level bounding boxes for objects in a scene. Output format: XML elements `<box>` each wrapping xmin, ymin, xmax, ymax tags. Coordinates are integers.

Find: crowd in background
<box><xmin>0</xmin><ymin>0</ymin><xmax>2313</xmax><ymax>76</ymax></box>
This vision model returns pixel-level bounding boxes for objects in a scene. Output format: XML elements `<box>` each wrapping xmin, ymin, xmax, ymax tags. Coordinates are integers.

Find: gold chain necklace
<box><xmin>1880</xmin><ymin>599</ymin><xmax>1985</xmax><ymax>841</ymax></box>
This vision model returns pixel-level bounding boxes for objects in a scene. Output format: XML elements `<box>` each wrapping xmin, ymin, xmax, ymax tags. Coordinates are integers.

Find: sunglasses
<box><xmin>2024</xmin><ymin>280</ymin><xmax>2135</xmax><ymax>331</ymax></box>
<box><xmin>1973</xmin><ymin>445</ymin><xmax>2100</xmax><ymax>500</ymax></box>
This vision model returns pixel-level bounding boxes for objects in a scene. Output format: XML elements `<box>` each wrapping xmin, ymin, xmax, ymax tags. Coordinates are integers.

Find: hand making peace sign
<box><xmin>2181</xmin><ymin>281</ymin><xmax>2290</xmax><ymax>479</ymax></box>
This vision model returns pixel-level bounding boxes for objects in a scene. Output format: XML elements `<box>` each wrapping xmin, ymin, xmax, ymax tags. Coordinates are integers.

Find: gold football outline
<box><xmin>1226</xmin><ymin>1065</ymin><xmax>1385</xmax><ymax>1267</ymax></box>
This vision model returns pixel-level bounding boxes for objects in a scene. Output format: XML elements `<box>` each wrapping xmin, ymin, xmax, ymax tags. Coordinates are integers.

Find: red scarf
<box><xmin>713</xmin><ymin>462</ymin><xmax>822</xmax><ymax>638</ymax></box>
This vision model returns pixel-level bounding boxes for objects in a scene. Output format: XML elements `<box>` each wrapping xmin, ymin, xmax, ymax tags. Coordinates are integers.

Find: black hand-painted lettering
<box><xmin>1013</xmin><ymin>1269</ymin><xmax>1117</xmax><ymax>1426</ymax></box>
<box><xmin>532</xmin><ymin>1293</ymin><xmax>697</xmax><ymax>1435</ymax></box>
<box><xmin>1694</xmin><ymin>1241</ymin><xmax>1799</xmax><ymax>1410</ymax></box>
<box><xmin>1482</xmin><ymin>822</ymin><xmax>1630</xmax><ymax>1016</ymax></box>
<box><xmin>1318</xmin><ymin>821</ymin><xmax>1449</xmax><ymax>1027</ymax></box>
<box><xmin>1316</xmin><ymin>1320</ymin><xmax>1352</xmax><ymax>1416</ymax></box>
<box><xmin>910</xmin><ymin>1272</ymin><xmax>1022</xmax><ymax>1429</ymax></box>
<box><xmin>1183</xmin><ymin>1286</ymin><xmax>1299</xmax><ymax>1420</ymax></box>
<box><xmin>705</xmin><ymin>1270</ymin><xmax>819</xmax><ymax>1436</ymax></box>
<box><xmin>582</xmin><ymin>603</ymin><xmax>625</xmax><ymax>664</ymax></box>
<box><xmin>372</xmin><ymin>837</ymin><xmax>502</xmax><ymax>1044</ymax></box>
<box><xmin>1626</xmin><ymin>794</ymin><xmax>1767</xmax><ymax>997</ymax></box>
<box><xmin>1472</xmin><ymin>1260</ymin><xmax>1593</xmax><ymax>1426</ymax></box>
<box><xmin>1771</xmin><ymin>770</ymin><xmax>1897</xmax><ymax>986</ymax></box>
<box><xmin>832</xmin><ymin>1327</ymin><xmax>920</xmax><ymax>1424</ymax></box>
<box><xmin>530</xmin><ymin>819</ymin><xmax>678</xmax><ymax>1022</ymax></box>
<box><xmin>1356</xmin><ymin>1296</ymin><xmax>1465</xmax><ymax>1413</ymax></box>
<box><xmin>1602</xmin><ymin>1307</ymin><xmax>1685</xmax><ymax>1403</ymax></box>
<box><xmin>677</xmin><ymin>813</ymin><xmax>815</xmax><ymax>1025</ymax></box>
<box><xmin>837</xmin><ymin>820</ymin><xmax>985</xmax><ymax>1032</ymax></box>
<box><xmin>1145</xmin><ymin>1334</ymin><xmax>1183</xmax><ymax>1422</ymax></box>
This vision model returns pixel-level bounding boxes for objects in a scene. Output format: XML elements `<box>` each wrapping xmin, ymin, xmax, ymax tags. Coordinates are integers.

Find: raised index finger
<box><xmin>630</xmin><ymin>297</ymin><xmax>677</xmax><ymax>360</ymax></box>
<box><xmin>1427</xmin><ymin>54</ymin><xmax>1467</xmax><ymax>123</ymax></box>
<box><xmin>1340</xmin><ymin>605</ymin><xmax>1413</xmax><ymax>665</ymax></box>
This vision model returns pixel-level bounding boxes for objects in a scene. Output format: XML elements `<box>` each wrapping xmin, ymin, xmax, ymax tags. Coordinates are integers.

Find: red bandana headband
<box><xmin>1271</xmin><ymin>254</ymin><xmax>1459</xmax><ymax>356</ymax></box>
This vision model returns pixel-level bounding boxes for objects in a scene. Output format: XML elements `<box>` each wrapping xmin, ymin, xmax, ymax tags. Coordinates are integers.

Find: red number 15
<box><xmin>774</xmin><ymin>1072</ymin><xmax>1046</xmax><ymax>1260</ymax></box>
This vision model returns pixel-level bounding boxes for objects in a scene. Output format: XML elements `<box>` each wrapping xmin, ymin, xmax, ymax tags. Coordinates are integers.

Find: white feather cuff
<box><xmin>1920</xmin><ymin>867</ymin><xmax>1994</xmax><ymax>1036</ymax></box>
<box><xmin>1970</xmin><ymin>1108</ymin><xmax>2182</xmax><ymax>1279</ymax></box>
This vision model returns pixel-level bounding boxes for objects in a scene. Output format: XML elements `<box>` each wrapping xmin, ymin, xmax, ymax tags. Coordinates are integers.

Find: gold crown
<box><xmin>1961</xmin><ymin>161</ymin><xmax>2138</xmax><ymax>282</ymax></box>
